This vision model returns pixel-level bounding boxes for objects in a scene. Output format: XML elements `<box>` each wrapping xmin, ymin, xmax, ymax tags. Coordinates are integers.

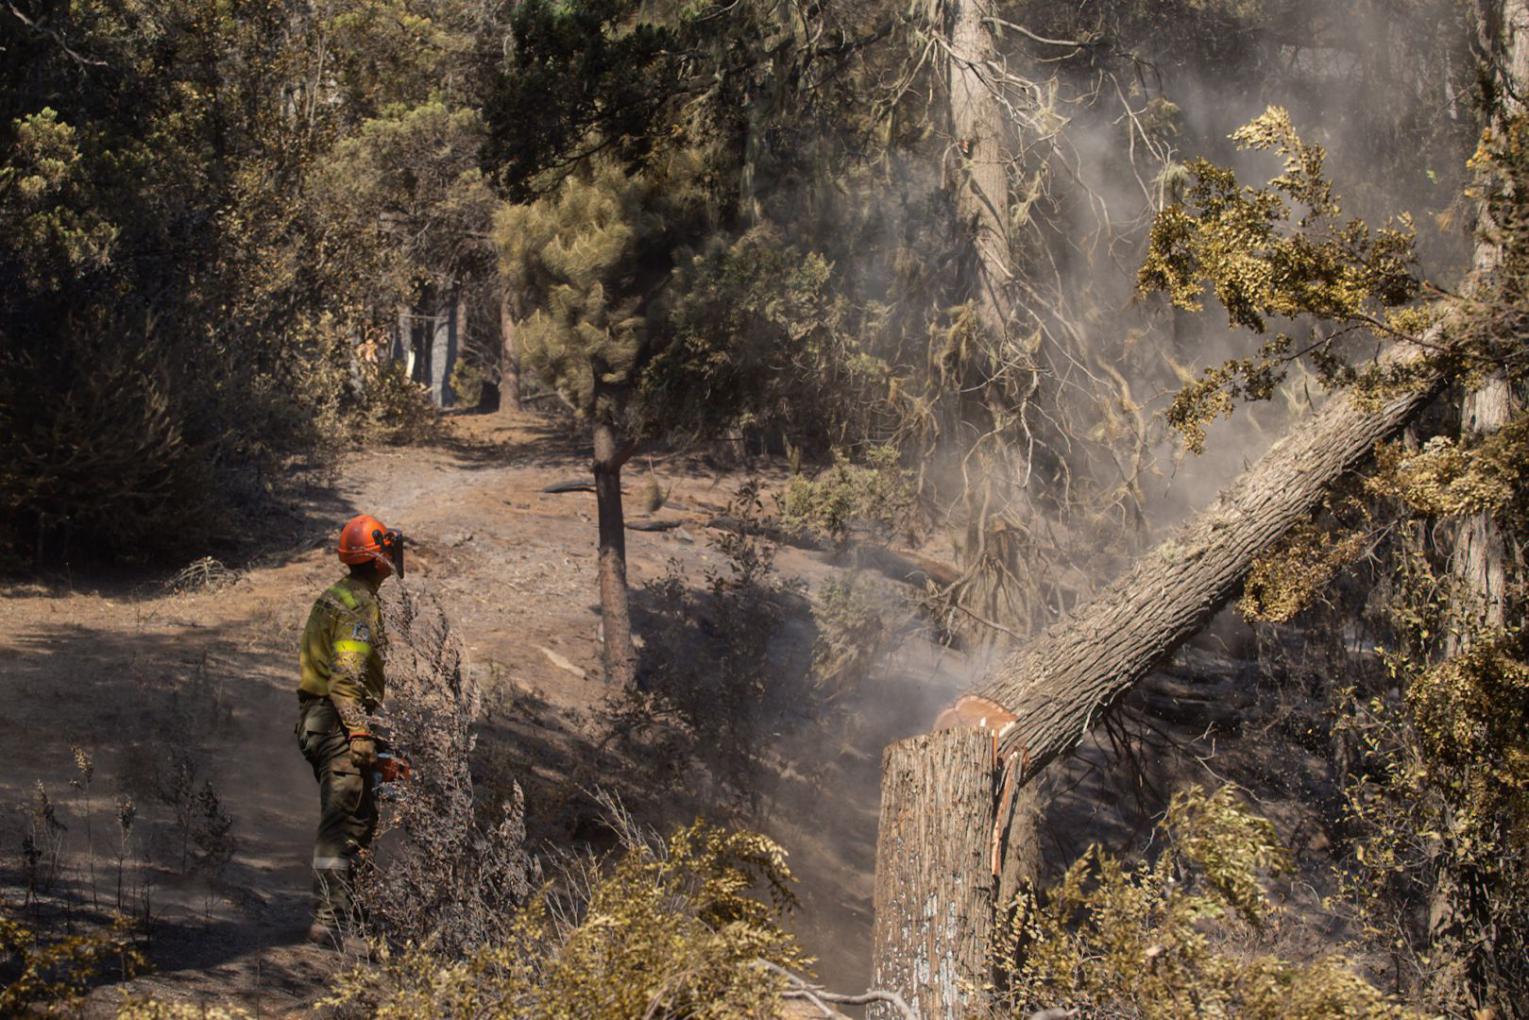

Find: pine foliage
<box><xmin>1143</xmin><ymin>107</ymin><xmax>1529</xmax><ymax>1015</ymax></box>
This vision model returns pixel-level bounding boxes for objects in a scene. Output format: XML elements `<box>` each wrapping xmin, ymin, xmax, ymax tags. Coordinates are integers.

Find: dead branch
<box><xmin>625</xmin><ymin>519</ymin><xmax>682</xmax><ymax>532</ymax></box>
<box><xmin>754</xmin><ymin>959</ymin><xmax>917</xmax><ymax>1020</ymax></box>
<box><xmin>542</xmin><ymin>479</ymin><xmax>597</xmax><ymax>493</ymax></box>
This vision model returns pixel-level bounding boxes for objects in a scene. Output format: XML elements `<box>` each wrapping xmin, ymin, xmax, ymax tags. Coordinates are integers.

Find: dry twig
<box><xmin>754</xmin><ymin>959</ymin><xmax>917</xmax><ymax>1019</ymax></box>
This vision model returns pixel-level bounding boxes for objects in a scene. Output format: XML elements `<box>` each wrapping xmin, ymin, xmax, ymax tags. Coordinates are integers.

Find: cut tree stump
<box><xmin>871</xmin><ymin>728</ymin><xmax>1000</xmax><ymax>1020</ymax></box>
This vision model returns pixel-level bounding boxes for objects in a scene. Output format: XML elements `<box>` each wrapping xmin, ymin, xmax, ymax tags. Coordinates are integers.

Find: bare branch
<box><xmin>754</xmin><ymin>959</ymin><xmax>918</xmax><ymax>1020</ymax></box>
<box><xmin>981</xmin><ymin>15</ymin><xmax>1102</xmax><ymax>54</ymax></box>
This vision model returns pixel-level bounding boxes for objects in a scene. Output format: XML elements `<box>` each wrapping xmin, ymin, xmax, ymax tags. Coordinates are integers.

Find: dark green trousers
<box><xmin>296</xmin><ymin>695</ymin><xmax>377</xmax><ymax>927</ymax></box>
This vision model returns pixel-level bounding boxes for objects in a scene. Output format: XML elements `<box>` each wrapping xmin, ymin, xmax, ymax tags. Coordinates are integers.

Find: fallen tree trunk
<box><xmin>979</xmin><ymin>342</ymin><xmax>1444</xmax><ymax>775</ymax></box>
<box><xmin>873</xmin><ymin>339</ymin><xmax>1445</xmax><ymax>1012</ymax></box>
<box><xmin>703</xmin><ymin>515</ymin><xmax>964</xmax><ymax>588</ymax></box>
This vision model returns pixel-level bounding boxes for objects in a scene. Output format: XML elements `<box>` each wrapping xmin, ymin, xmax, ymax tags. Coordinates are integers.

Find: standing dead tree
<box><xmin>869</xmin><ymin>337</ymin><xmax>1447</xmax><ymax>1018</ymax></box>
<box><xmin>935</xmin><ymin>0</ymin><xmax>1018</xmax><ymax>355</ymax></box>
<box><xmin>1450</xmin><ymin>0</ymin><xmax>1526</xmax><ymax>647</ymax></box>
<box><xmin>885</xmin><ymin>1</ymin><xmax>1186</xmax><ymax>641</ymax></box>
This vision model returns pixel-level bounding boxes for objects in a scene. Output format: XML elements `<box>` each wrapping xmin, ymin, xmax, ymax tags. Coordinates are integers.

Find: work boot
<box><xmin>312</xmin><ymin>866</ymin><xmax>356</xmax><ymax>931</ymax></box>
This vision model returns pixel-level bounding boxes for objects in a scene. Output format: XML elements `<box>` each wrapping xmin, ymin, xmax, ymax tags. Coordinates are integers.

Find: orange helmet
<box><xmin>338</xmin><ymin>514</ymin><xmax>405</xmax><ymax>578</ymax></box>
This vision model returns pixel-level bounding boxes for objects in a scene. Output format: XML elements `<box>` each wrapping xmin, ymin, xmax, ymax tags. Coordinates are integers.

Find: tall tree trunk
<box><xmin>499</xmin><ymin>285</ymin><xmax>522</xmax><ymax>412</ymax></box>
<box><xmin>927</xmin><ymin>0</ymin><xmax>1049</xmax><ymax>636</ymax></box>
<box><xmin>871</xmin><ymin>729</ymin><xmax>1000</xmax><ymax>1020</ymax></box>
<box><xmin>453</xmin><ymin>288</ymin><xmax>467</xmax><ymax>409</ymax></box>
<box><xmin>1450</xmin><ymin>378</ymin><xmax>1513</xmax><ymax>640</ymax></box>
<box><xmin>1451</xmin><ymin>0</ymin><xmax>1526</xmax><ymax>646</ymax></box>
<box><xmin>427</xmin><ymin>284</ymin><xmax>458</xmax><ymax>408</ymax></box>
<box><xmin>593</xmin><ymin>419</ymin><xmax>637</xmax><ymax>688</ymax></box>
<box><xmin>1427</xmin><ymin>2</ymin><xmax>1526</xmax><ymax>1001</ymax></box>
<box><xmin>394</xmin><ymin>302</ymin><xmax>411</xmax><ymax>365</ymax></box>
<box><xmin>937</xmin><ymin>0</ymin><xmax>1015</xmax><ymax>348</ymax></box>
<box><xmin>871</xmin><ymin>338</ymin><xmax>1448</xmax><ymax>1009</ymax></box>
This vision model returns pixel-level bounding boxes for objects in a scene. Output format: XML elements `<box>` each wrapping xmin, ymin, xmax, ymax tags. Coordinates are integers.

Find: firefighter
<box><xmin>295</xmin><ymin>513</ymin><xmax>404</xmax><ymax>943</ymax></box>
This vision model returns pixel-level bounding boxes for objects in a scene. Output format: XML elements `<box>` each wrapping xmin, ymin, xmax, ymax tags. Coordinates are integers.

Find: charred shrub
<box><xmin>809</xmin><ymin>572</ymin><xmax>902</xmax><ymax>708</ymax></box>
<box><xmin>354</xmin><ymin>582</ymin><xmax>537</xmax><ymax>953</ymax></box>
<box><xmin>327</xmin><ymin>806</ymin><xmax>803</xmax><ymax>1019</ymax></box>
<box><xmin>0</xmin><ymin>909</ymin><xmax>144</xmax><ymax>1016</ymax></box>
<box><xmin>621</xmin><ymin>483</ymin><xmax>813</xmax><ymax>800</ymax></box>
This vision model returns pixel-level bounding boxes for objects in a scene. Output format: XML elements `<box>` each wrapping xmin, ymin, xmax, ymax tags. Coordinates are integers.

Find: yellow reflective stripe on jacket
<box><xmin>328</xmin><ymin>583</ymin><xmax>359</xmax><ymax>610</ymax></box>
<box><xmin>333</xmin><ymin>639</ymin><xmax>371</xmax><ymax>655</ymax></box>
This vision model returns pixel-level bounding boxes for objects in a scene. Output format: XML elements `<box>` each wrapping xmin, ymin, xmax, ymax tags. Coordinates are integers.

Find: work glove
<box><xmin>349</xmin><ymin>733</ymin><xmax>377</xmax><ymax>770</ymax></box>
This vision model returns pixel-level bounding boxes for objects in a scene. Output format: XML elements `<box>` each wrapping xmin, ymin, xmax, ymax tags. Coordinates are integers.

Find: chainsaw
<box><xmin>374</xmin><ymin>748</ymin><xmax>413</xmax><ymax>787</ymax></box>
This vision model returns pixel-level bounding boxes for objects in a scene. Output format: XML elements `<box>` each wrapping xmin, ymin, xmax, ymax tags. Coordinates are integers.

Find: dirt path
<box><xmin>0</xmin><ymin>411</ymin><xmax>966</xmax><ymax>1013</ymax></box>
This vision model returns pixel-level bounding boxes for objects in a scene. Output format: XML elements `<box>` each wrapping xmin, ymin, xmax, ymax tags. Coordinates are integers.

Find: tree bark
<box><xmin>871</xmin><ymin>728</ymin><xmax>999</xmax><ymax>1020</ymax></box>
<box><xmin>1450</xmin><ymin>377</ymin><xmax>1514</xmax><ymax>641</ymax></box>
<box><xmin>453</xmin><ymin>288</ymin><xmax>467</xmax><ymax>409</ymax></box>
<box><xmin>593</xmin><ymin>419</ymin><xmax>637</xmax><ymax>688</ymax></box>
<box><xmin>1451</xmin><ymin>0</ymin><xmax>1526</xmax><ymax>646</ymax></box>
<box><xmin>499</xmin><ymin>284</ymin><xmax>522</xmax><ymax>412</ymax></box>
<box><xmin>1426</xmin><ymin>3</ymin><xmax>1526</xmax><ymax>999</ymax></box>
<box><xmin>937</xmin><ymin>0</ymin><xmax>1016</xmax><ymax>348</ymax></box>
<box><xmin>394</xmin><ymin>302</ymin><xmax>411</xmax><ymax>365</ymax></box>
<box><xmin>427</xmin><ymin>284</ymin><xmax>459</xmax><ymax>408</ymax></box>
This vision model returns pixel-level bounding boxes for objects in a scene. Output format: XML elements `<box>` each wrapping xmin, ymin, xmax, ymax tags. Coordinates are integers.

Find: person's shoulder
<box><xmin>314</xmin><ymin>576</ymin><xmax>369</xmax><ymax>616</ymax></box>
<box><xmin>338</xmin><ymin>576</ymin><xmax>384</xmax><ymax>616</ymax></box>
<box><xmin>333</xmin><ymin>579</ymin><xmax>382</xmax><ymax>643</ymax></box>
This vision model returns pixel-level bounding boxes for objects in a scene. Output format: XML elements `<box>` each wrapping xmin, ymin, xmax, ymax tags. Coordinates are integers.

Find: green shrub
<box><xmin>995</xmin><ymin>787</ymin><xmax>1413</xmax><ymax>1020</ymax></box>
<box><xmin>778</xmin><ymin>446</ymin><xmax>917</xmax><ymax>543</ymax></box>
<box><xmin>449</xmin><ymin>357</ymin><xmax>488</xmax><ymax>409</ymax></box>
<box><xmin>355</xmin><ymin>357</ymin><xmax>438</xmax><ymax>445</ymax></box>
<box><xmin>0</xmin><ymin>342</ymin><xmax>212</xmax><ymax>560</ymax></box>
<box><xmin>324</xmin><ymin>819</ymin><xmax>804</xmax><ymax>1019</ymax></box>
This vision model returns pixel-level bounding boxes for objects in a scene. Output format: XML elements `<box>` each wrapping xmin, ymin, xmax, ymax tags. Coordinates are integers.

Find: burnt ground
<box><xmin>0</xmin><ymin>408</ymin><xmax>1359</xmax><ymax>1015</ymax></box>
<box><xmin>0</xmin><ymin>410</ymin><xmax>972</xmax><ymax>1014</ymax></box>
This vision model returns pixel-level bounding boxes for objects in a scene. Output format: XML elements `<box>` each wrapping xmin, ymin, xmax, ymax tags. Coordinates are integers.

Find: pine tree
<box><xmin>496</xmin><ymin>155</ymin><xmax>708</xmax><ymax>685</ymax></box>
